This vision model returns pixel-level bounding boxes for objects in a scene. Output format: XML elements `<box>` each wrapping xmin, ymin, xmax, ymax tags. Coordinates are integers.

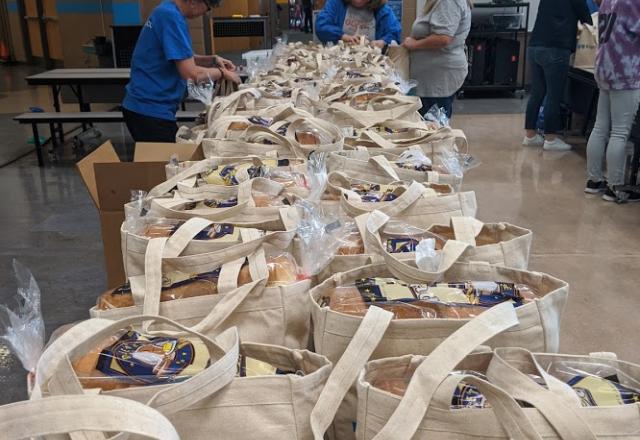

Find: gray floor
<box><xmin>0</xmin><ymin>59</ymin><xmax>568</xmax><ymax>405</ymax></box>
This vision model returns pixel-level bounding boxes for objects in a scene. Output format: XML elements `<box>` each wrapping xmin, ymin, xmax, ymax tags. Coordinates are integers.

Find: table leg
<box><xmin>52</xmin><ymin>85</ymin><xmax>64</xmax><ymax>143</ymax></box>
<box><xmin>32</xmin><ymin>123</ymin><xmax>44</xmax><ymax>167</ymax></box>
<box><xmin>76</xmin><ymin>85</ymin><xmax>89</xmax><ymax>130</ymax></box>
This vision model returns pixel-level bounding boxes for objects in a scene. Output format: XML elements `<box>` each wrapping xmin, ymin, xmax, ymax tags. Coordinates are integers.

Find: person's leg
<box><xmin>524</xmin><ymin>47</ymin><xmax>546</xmax><ymax>138</ymax></box>
<box><xmin>605</xmin><ymin>89</ymin><xmax>640</xmax><ymax>187</ymax></box>
<box><xmin>419</xmin><ymin>97</ymin><xmax>438</xmax><ymax>117</ymax></box>
<box><xmin>540</xmin><ymin>47</ymin><xmax>571</xmax><ymax>141</ymax></box>
<box><xmin>123</xmin><ymin>108</ymin><xmax>178</xmax><ymax>143</ymax></box>
<box><xmin>586</xmin><ymin>90</ymin><xmax>612</xmax><ymax>185</ymax></box>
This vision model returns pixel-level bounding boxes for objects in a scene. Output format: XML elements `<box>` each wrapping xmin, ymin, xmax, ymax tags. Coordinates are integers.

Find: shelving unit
<box><xmin>463</xmin><ymin>2</ymin><xmax>530</xmax><ymax>94</ymax></box>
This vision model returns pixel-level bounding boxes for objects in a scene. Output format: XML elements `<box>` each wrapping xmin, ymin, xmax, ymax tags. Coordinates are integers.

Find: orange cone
<box><xmin>0</xmin><ymin>42</ymin><xmax>10</xmax><ymax>62</ymax></box>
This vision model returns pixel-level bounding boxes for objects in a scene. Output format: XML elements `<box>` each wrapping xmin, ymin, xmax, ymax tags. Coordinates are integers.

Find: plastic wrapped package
<box><xmin>381</xmin><ymin>220</ymin><xmax>447</xmax><ymax>254</ymax></box>
<box><xmin>335</xmin><ymin>221</ymin><xmax>365</xmax><ymax>256</ymax></box>
<box><xmin>72</xmin><ymin>328</ymin><xmax>211</xmax><ymax>391</ymax></box>
<box><xmin>264</xmin><ymin>251</ymin><xmax>303</xmax><ymax>286</ymax></box>
<box><xmin>351</xmin><ymin>183</ymin><xmax>403</xmax><ymax>202</ymax></box>
<box><xmin>423</xmin><ymin>104</ymin><xmax>450</xmax><ymax>128</ymax></box>
<box><xmin>124</xmin><ymin>190</ymin><xmax>150</xmax><ymax>229</ymax></box>
<box><xmin>252</xmin><ymin>189</ymin><xmax>297</xmax><ymax>207</ymax></box>
<box><xmin>125</xmin><ymin>217</ymin><xmax>242</xmax><ymax>242</ymax></box>
<box><xmin>322</xmin><ymin>278</ymin><xmax>539</xmax><ymax>320</ymax></box>
<box><xmin>166</xmin><ymin>154</ymin><xmax>181</xmax><ymax>180</ymax></box>
<box><xmin>415</xmin><ymin>238</ymin><xmax>441</xmax><ymax>272</ymax></box>
<box><xmin>544</xmin><ymin>360</ymin><xmax>640</xmax><ymax>407</ymax></box>
<box><xmin>0</xmin><ymin>260</ymin><xmax>45</xmax><ymax>378</ymax></box>
<box><xmin>187</xmin><ymin>77</ymin><xmax>215</xmax><ymax>107</ymax></box>
<box><xmin>176</xmin><ymin>197</ymin><xmax>239</xmax><ymax>211</ymax></box>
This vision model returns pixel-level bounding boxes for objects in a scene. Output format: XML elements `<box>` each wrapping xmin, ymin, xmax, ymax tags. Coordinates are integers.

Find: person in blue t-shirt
<box><xmin>122</xmin><ymin>0</ymin><xmax>240</xmax><ymax>142</ymax></box>
<box><xmin>315</xmin><ymin>0</ymin><xmax>401</xmax><ymax>48</ymax></box>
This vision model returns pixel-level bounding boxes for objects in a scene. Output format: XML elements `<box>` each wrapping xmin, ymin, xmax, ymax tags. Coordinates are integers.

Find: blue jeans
<box><xmin>420</xmin><ymin>95</ymin><xmax>455</xmax><ymax>119</ymax></box>
<box><xmin>525</xmin><ymin>46</ymin><xmax>571</xmax><ymax>134</ymax></box>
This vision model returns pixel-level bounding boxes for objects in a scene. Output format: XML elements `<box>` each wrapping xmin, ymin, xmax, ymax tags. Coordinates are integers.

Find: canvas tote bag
<box><xmin>325</xmin><ymin>177</ymin><xmax>477</xmax><ymax>228</ymax></box>
<box><xmin>364</xmin><ymin>211</ymin><xmax>533</xmax><ymax>270</ymax></box>
<box><xmin>356</xmin><ymin>304</ymin><xmax>640</xmax><ymax>440</ymax></box>
<box><xmin>33</xmin><ymin>316</ymin><xmax>332</xmax><ymax>440</ymax></box>
<box><xmin>325</xmin><ymin>95</ymin><xmax>423</xmax><ymax>128</ymax></box>
<box><xmin>121</xmin><ymin>215</ymin><xmax>298</xmax><ymax>278</ymax></box>
<box><xmin>203</xmin><ymin>125</ymin><xmax>310</xmax><ymax>159</ymax></box>
<box><xmin>573</xmin><ymin>13</ymin><xmax>599</xmax><ymax>69</ymax></box>
<box><xmin>387</xmin><ymin>46</ymin><xmax>410</xmax><ymax>81</ymax></box>
<box><xmin>0</xmin><ymin>395</ymin><xmax>180</xmax><ymax>440</ymax></box>
<box><xmin>327</xmin><ymin>150</ymin><xmax>464</xmax><ymax>189</ymax></box>
<box><xmin>93</xmin><ymin>232</ymin><xmax>312</xmax><ymax>349</ymax></box>
<box><xmin>307</xmin><ymin>303</ymin><xmax>518</xmax><ymax>440</ymax></box>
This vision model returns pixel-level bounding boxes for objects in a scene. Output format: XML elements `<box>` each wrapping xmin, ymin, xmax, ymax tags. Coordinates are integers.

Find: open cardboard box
<box><xmin>77</xmin><ymin>141</ymin><xmax>204</xmax><ymax>288</ymax></box>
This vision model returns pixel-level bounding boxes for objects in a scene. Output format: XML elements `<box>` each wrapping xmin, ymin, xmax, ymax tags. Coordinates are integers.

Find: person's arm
<box><xmin>374</xmin><ymin>5</ymin><xmax>403</xmax><ymax>44</ymax></box>
<box><xmin>194</xmin><ymin>54</ymin><xmax>236</xmax><ymax>70</ymax></box>
<box><xmin>315</xmin><ymin>0</ymin><xmax>346</xmax><ymax>43</ymax></box>
<box><xmin>403</xmin><ymin>0</ymin><xmax>459</xmax><ymax>51</ymax></box>
<box><xmin>571</xmin><ymin>0</ymin><xmax>593</xmax><ymax>24</ymax></box>
<box><xmin>403</xmin><ymin>34</ymin><xmax>453</xmax><ymax>50</ymax></box>
<box><xmin>175</xmin><ymin>58</ymin><xmax>241</xmax><ymax>84</ymax></box>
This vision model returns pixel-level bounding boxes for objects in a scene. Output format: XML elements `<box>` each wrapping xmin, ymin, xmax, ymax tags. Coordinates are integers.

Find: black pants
<box><xmin>524</xmin><ymin>46</ymin><xmax>571</xmax><ymax>134</ymax></box>
<box><xmin>123</xmin><ymin>107</ymin><xmax>178</xmax><ymax>143</ymax></box>
<box><xmin>303</xmin><ymin>6</ymin><xmax>313</xmax><ymax>32</ymax></box>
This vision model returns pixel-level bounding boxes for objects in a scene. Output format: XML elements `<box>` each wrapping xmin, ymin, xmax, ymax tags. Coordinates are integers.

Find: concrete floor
<box><xmin>1</xmin><ymin>61</ymin><xmax>639</xmax><ymax>406</ymax></box>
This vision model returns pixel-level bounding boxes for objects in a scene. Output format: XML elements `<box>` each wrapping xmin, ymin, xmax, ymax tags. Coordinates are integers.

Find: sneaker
<box><xmin>584</xmin><ymin>180</ymin><xmax>608</xmax><ymax>194</ymax></box>
<box><xmin>601</xmin><ymin>187</ymin><xmax>640</xmax><ymax>203</ymax></box>
<box><xmin>543</xmin><ymin>138</ymin><xmax>572</xmax><ymax>151</ymax></box>
<box><xmin>523</xmin><ymin>134</ymin><xmax>544</xmax><ymax>146</ymax></box>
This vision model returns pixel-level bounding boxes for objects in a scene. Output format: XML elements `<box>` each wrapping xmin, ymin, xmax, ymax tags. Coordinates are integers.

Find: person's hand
<box><xmin>371</xmin><ymin>40</ymin><xmax>386</xmax><ymax>49</ymax></box>
<box><xmin>341</xmin><ymin>34</ymin><xmax>360</xmax><ymax>44</ymax></box>
<box><xmin>220</xmin><ymin>68</ymin><xmax>242</xmax><ymax>85</ymax></box>
<box><xmin>215</xmin><ymin>55</ymin><xmax>236</xmax><ymax>71</ymax></box>
<box><xmin>402</xmin><ymin>37</ymin><xmax>419</xmax><ymax>50</ymax></box>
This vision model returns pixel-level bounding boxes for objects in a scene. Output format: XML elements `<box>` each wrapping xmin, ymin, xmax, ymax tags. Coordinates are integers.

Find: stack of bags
<box><xmin>2</xmin><ymin>41</ymin><xmax>640</xmax><ymax>440</ymax></box>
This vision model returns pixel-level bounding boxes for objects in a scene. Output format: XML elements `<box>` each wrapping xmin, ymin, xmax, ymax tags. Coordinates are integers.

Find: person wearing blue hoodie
<box><xmin>315</xmin><ymin>0</ymin><xmax>402</xmax><ymax>48</ymax></box>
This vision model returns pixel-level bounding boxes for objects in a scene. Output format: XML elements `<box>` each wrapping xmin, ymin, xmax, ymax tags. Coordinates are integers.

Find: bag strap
<box><xmin>150</xmin><ymin>195</ymin><xmax>250</xmax><ymax>221</ymax></box>
<box><xmin>427</xmin><ymin>374</ymin><xmax>544</xmax><ymax>439</ymax></box>
<box><xmin>485</xmin><ymin>347</ymin><xmax>598</xmax><ymax>440</ymax></box>
<box><xmin>369</xmin><ymin>155</ymin><xmax>401</xmax><ymax>181</ymax></box>
<box><xmin>0</xmin><ymin>395</ymin><xmax>180</xmax><ymax>440</ymax></box>
<box><xmin>310</xmin><ymin>306</ymin><xmax>394</xmax><ymax>439</ymax></box>
<box><xmin>364</xmin><ymin>210</ymin><xmax>470</xmax><ymax>283</ymax></box>
<box><xmin>450</xmin><ymin>216</ymin><xmax>484</xmax><ymax>246</ymax></box>
<box><xmin>147</xmin><ymin>158</ymin><xmax>219</xmax><ymax>199</ymax></box>
<box><xmin>371</xmin><ymin>302</ymin><xmax>519</xmax><ymax>440</ymax></box>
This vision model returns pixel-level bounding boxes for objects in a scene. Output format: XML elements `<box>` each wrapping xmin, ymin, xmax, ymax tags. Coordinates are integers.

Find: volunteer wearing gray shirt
<box><xmin>403</xmin><ymin>0</ymin><xmax>472</xmax><ymax>118</ymax></box>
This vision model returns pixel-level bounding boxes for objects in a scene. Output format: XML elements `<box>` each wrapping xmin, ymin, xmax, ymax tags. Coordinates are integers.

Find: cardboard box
<box><xmin>77</xmin><ymin>141</ymin><xmax>204</xmax><ymax>288</ymax></box>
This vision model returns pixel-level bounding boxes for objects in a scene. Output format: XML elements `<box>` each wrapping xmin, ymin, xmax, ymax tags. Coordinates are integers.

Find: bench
<box><xmin>14</xmin><ymin>111</ymin><xmax>200</xmax><ymax>167</ymax></box>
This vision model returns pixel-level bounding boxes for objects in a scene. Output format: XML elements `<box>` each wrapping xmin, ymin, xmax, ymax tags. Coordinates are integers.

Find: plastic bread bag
<box><xmin>322</xmin><ymin>278</ymin><xmax>438</xmax><ymax>319</ymax></box>
<box><xmin>543</xmin><ymin>360</ymin><xmax>640</xmax><ymax>407</ymax></box>
<box><xmin>335</xmin><ymin>221</ymin><xmax>365</xmax><ymax>256</ymax></box>
<box><xmin>295</xmin><ymin>200</ymin><xmax>344</xmax><ymax>277</ymax></box>
<box><xmin>395</xmin><ymin>149</ymin><xmax>435</xmax><ymax>173</ymax></box>
<box><xmin>0</xmin><ymin>260</ymin><xmax>45</xmax><ymax>381</ymax></box>
<box><xmin>306</xmin><ymin>152</ymin><xmax>328</xmax><ymax>203</ymax></box>
<box><xmin>415</xmin><ymin>238</ymin><xmax>441</xmax><ymax>272</ymax></box>
<box><xmin>187</xmin><ymin>76</ymin><xmax>215</xmax><ymax>107</ymax></box>
<box><xmin>174</xmin><ymin>196</ymin><xmax>239</xmax><ymax>212</ymax></box>
<box><xmin>382</xmin><ymin>220</ymin><xmax>447</xmax><ymax>254</ymax></box>
<box><xmin>72</xmin><ymin>327</ymin><xmax>211</xmax><ymax>391</ymax></box>
<box><xmin>261</xmin><ymin>247</ymin><xmax>305</xmax><ymax>286</ymax></box>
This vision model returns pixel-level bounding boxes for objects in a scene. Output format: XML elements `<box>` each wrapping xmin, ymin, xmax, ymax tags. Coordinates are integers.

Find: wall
<box><xmin>6</xmin><ymin>0</ymin><xmax>26</xmax><ymax>62</ymax></box>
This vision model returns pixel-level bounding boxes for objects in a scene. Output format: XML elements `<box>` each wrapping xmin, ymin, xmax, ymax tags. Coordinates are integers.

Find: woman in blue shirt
<box><xmin>315</xmin><ymin>0</ymin><xmax>402</xmax><ymax>48</ymax></box>
<box><xmin>123</xmin><ymin>0</ymin><xmax>240</xmax><ymax>142</ymax></box>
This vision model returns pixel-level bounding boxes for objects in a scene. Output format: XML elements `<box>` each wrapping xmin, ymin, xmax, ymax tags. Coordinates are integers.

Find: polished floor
<box><xmin>1</xmin><ymin>63</ymin><xmax>639</xmax><ymax>406</ymax></box>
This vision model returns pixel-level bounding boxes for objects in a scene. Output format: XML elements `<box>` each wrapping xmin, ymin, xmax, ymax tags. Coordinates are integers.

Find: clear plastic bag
<box><xmin>165</xmin><ymin>154</ymin><xmax>180</xmax><ymax>180</ymax></box>
<box><xmin>423</xmin><ymin>104</ymin><xmax>450</xmax><ymax>128</ymax></box>
<box><xmin>187</xmin><ymin>76</ymin><xmax>215</xmax><ymax>107</ymax></box>
<box><xmin>545</xmin><ymin>360</ymin><xmax>640</xmax><ymax>407</ymax></box>
<box><xmin>306</xmin><ymin>152</ymin><xmax>328</xmax><ymax>203</ymax></box>
<box><xmin>395</xmin><ymin>149</ymin><xmax>433</xmax><ymax>172</ymax></box>
<box><xmin>418</xmin><ymin>281</ymin><xmax>539</xmax><ymax>309</ymax></box>
<box><xmin>335</xmin><ymin>221</ymin><xmax>365</xmax><ymax>256</ymax></box>
<box><xmin>415</xmin><ymin>238</ymin><xmax>441</xmax><ymax>272</ymax></box>
<box><xmin>72</xmin><ymin>328</ymin><xmax>211</xmax><ymax>391</ymax></box>
<box><xmin>382</xmin><ymin>220</ymin><xmax>447</xmax><ymax>253</ymax></box>
<box><xmin>0</xmin><ymin>260</ymin><xmax>45</xmax><ymax>374</ymax></box>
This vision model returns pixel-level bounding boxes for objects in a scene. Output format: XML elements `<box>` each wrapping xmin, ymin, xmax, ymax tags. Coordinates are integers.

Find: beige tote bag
<box><xmin>327</xmin><ymin>150</ymin><xmax>464</xmax><ymax>189</ymax></box>
<box><xmin>325</xmin><ymin>95</ymin><xmax>423</xmax><ymax>128</ymax></box>
<box><xmin>93</xmin><ymin>233</ymin><xmax>311</xmax><ymax>349</ymax></box>
<box><xmin>574</xmin><ymin>13</ymin><xmax>599</xmax><ymax>69</ymax></box>
<box><xmin>203</xmin><ymin>125</ymin><xmax>310</xmax><ymax>159</ymax></box>
<box><xmin>325</xmin><ymin>177</ymin><xmax>476</xmax><ymax>228</ymax></box>
<box><xmin>34</xmin><ymin>316</ymin><xmax>332</xmax><ymax>440</ymax></box>
<box><xmin>207</xmin><ymin>88</ymin><xmax>318</xmax><ymax>119</ymax></box>
<box><xmin>365</xmin><ymin>211</ymin><xmax>533</xmax><ymax>270</ymax></box>
<box><xmin>0</xmin><ymin>395</ymin><xmax>180</xmax><ymax>440</ymax></box>
<box><xmin>308</xmin><ymin>303</ymin><xmax>518</xmax><ymax>440</ymax></box>
<box><xmin>121</xmin><ymin>216</ymin><xmax>297</xmax><ymax>278</ymax></box>
<box><xmin>356</xmin><ymin>304</ymin><xmax>640</xmax><ymax>440</ymax></box>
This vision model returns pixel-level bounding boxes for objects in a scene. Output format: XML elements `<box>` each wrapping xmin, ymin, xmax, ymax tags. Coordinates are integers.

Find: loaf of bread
<box><xmin>267</xmin><ymin>254</ymin><xmax>299</xmax><ymax>286</ymax></box>
<box><xmin>228</xmin><ymin>121</ymin><xmax>250</xmax><ymax>131</ymax></box>
<box><xmin>142</xmin><ymin>223</ymin><xmax>175</xmax><ymax>238</ymax></box>
<box><xmin>295</xmin><ymin>130</ymin><xmax>321</xmax><ymax>145</ymax></box>
<box><xmin>337</xmin><ymin>229</ymin><xmax>365</xmax><ymax>255</ymax></box>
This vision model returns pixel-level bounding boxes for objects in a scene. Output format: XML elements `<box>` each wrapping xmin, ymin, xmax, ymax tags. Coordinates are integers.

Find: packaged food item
<box><xmin>382</xmin><ymin>221</ymin><xmax>447</xmax><ymax>253</ymax></box>
<box><xmin>415</xmin><ymin>238</ymin><xmax>441</xmax><ymax>272</ymax></box>
<box><xmin>336</xmin><ymin>222</ymin><xmax>364</xmax><ymax>255</ymax></box>
<box><xmin>96</xmin><ymin>269</ymin><xmax>223</xmax><ymax>310</ymax></box>
<box><xmin>228</xmin><ymin>121</ymin><xmax>251</xmax><ymax>131</ymax></box>
<box><xmin>323</xmin><ymin>278</ymin><xmax>538</xmax><ymax>320</ymax></box>
<box><xmin>421</xmin><ymin>282</ymin><xmax>538</xmax><ymax>308</ymax></box>
<box><xmin>252</xmin><ymin>190</ymin><xmax>296</xmax><ymax>207</ymax></box>
<box><xmin>73</xmin><ymin>329</ymin><xmax>210</xmax><ymax>391</ymax></box>
<box><xmin>265</xmin><ymin>253</ymin><xmax>301</xmax><ymax>286</ymax></box>
<box><xmin>142</xmin><ymin>221</ymin><xmax>240</xmax><ymax>242</ymax></box>
<box><xmin>237</xmin><ymin>354</ymin><xmax>302</xmax><ymax>377</ymax></box>
<box><xmin>351</xmin><ymin>183</ymin><xmax>401</xmax><ymax>202</ymax></box>
<box><xmin>296</xmin><ymin>130</ymin><xmax>321</xmax><ymax>145</ymax></box>
<box><xmin>200</xmin><ymin>163</ymin><xmax>265</xmax><ymax>186</ymax></box>
<box><xmin>179</xmin><ymin>197</ymin><xmax>238</xmax><ymax>211</ymax></box>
